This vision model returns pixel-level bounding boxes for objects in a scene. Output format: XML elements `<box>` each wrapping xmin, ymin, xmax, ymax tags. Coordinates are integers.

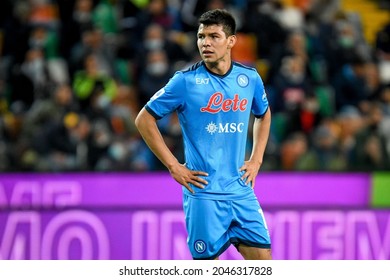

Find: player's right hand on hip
<box><xmin>169</xmin><ymin>163</ymin><xmax>208</xmax><ymax>194</ymax></box>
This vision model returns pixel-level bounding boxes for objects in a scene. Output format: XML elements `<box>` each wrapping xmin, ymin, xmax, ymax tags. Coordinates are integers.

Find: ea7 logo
<box><xmin>196</xmin><ymin>78</ymin><xmax>209</xmax><ymax>84</ymax></box>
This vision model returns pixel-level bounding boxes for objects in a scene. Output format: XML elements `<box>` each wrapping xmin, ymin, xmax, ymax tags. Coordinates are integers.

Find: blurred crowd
<box><xmin>0</xmin><ymin>0</ymin><xmax>390</xmax><ymax>172</ymax></box>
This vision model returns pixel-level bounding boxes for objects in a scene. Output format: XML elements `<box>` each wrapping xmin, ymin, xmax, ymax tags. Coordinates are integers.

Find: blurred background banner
<box><xmin>1</xmin><ymin>172</ymin><xmax>389</xmax><ymax>260</ymax></box>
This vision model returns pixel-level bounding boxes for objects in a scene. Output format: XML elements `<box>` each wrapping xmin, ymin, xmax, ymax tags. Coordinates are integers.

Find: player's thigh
<box><xmin>238</xmin><ymin>244</ymin><xmax>272</xmax><ymax>260</ymax></box>
<box><xmin>231</xmin><ymin>197</ymin><xmax>271</xmax><ymax>246</ymax></box>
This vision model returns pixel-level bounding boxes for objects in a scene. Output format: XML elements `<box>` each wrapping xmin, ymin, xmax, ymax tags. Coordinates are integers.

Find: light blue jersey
<box><xmin>146</xmin><ymin>61</ymin><xmax>269</xmax><ymax>200</ymax></box>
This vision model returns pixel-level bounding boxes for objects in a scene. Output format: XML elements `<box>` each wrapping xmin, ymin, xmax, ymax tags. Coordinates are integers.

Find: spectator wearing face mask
<box><xmin>137</xmin><ymin>49</ymin><xmax>173</xmax><ymax>107</ymax></box>
<box><xmin>323</xmin><ymin>17</ymin><xmax>372</xmax><ymax>82</ymax></box>
<box><xmin>59</xmin><ymin>0</ymin><xmax>95</xmax><ymax>61</ymax></box>
<box><xmin>134</xmin><ymin>23</ymin><xmax>190</xmax><ymax>79</ymax></box>
<box><xmin>28</xmin><ymin>25</ymin><xmax>60</xmax><ymax>59</ymax></box>
<box><xmin>12</xmin><ymin>47</ymin><xmax>67</xmax><ymax>107</ymax></box>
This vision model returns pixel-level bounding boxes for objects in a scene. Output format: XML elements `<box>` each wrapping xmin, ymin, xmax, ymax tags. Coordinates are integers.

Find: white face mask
<box><xmin>96</xmin><ymin>94</ymin><xmax>110</xmax><ymax>109</ymax></box>
<box><xmin>288</xmin><ymin>72</ymin><xmax>304</xmax><ymax>83</ymax></box>
<box><xmin>338</xmin><ymin>35</ymin><xmax>355</xmax><ymax>48</ymax></box>
<box><xmin>31</xmin><ymin>58</ymin><xmax>45</xmax><ymax>71</ymax></box>
<box><xmin>74</xmin><ymin>11</ymin><xmax>91</xmax><ymax>23</ymax></box>
<box><xmin>281</xmin><ymin>64</ymin><xmax>304</xmax><ymax>84</ymax></box>
<box><xmin>109</xmin><ymin>143</ymin><xmax>127</xmax><ymax>161</ymax></box>
<box><xmin>29</xmin><ymin>38</ymin><xmax>45</xmax><ymax>49</ymax></box>
<box><xmin>23</xmin><ymin>58</ymin><xmax>45</xmax><ymax>77</ymax></box>
<box><xmin>144</xmin><ymin>39</ymin><xmax>164</xmax><ymax>50</ymax></box>
<box><xmin>32</xmin><ymin>0</ymin><xmax>49</xmax><ymax>5</ymax></box>
<box><xmin>147</xmin><ymin>62</ymin><xmax>168</xmax><ymax>76</ymax></box>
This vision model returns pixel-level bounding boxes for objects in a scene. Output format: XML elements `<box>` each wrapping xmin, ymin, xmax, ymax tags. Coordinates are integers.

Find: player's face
<box><xmin>197</xmin><ymin>24</ymin><xmax>234</xmax><ymax>65</ymax></box>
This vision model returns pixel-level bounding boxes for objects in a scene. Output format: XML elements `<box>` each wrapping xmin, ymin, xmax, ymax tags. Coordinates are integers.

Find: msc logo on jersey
<box><xmin>237</xmin><ymin>74</ymin><xmax>249</xmax><ymax>87</ymax></box>
<box><xmin>205</xmin><ymin>121</ymin><xmax>244</xmax><ymax>135</ymax></box>
<box><xmin>194</xmin><ymin>240</ymin><xmax>207</xmax><ymax>254</ymax></box>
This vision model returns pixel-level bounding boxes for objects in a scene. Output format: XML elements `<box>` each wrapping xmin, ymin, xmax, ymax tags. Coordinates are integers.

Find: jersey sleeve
<box><xmin>145</xmin><ymin>71</ymin><xmax>185</xmax><ymax>120</ymax></box>
<box><xmin>251</xmin><ymin>72</ymin><xmax>269</xmax><ymax>118</ymax></box>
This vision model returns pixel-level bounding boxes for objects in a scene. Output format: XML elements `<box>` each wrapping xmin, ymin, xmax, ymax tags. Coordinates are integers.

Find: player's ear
<box><xmin>227</xmin><ymin>35</ymin><xmax>237</xmax><ymax>49</ymax></box>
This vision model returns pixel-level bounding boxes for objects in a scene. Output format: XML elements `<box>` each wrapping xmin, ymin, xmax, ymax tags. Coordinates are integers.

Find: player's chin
<box><xmin>202</xmin><ymin>57</ymin><xmax>215</xmax><ymax>64</ymax></box>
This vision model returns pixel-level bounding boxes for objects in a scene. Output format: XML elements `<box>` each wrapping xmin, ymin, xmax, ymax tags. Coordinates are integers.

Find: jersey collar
<box><xmin>202</xmin><ymin>61</ymin><xmax>234</xmax><ymax>78</ymax></box>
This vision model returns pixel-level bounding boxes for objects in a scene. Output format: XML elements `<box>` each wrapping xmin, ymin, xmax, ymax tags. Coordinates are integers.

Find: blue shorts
<box><xmin>183</xmin><ymin>193</ymin><xmax>271</xmax><ymax>259</ymax></box>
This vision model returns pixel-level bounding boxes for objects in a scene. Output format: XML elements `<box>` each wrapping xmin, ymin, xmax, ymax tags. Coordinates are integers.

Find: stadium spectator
<box><xmin>134</xmin><ymin>0</ymin><xmax>183</xmax><ymax>39</ymax></box>
<box><xmin>322</xmin><ymin>14</ymin><xmax>372</xmax><ymax>81</ymax></box>
<box><xmin>351</xmin><ymin>102</ymin><xmax>390</xmax><ymax>171</ymax></box>
<box><xmin>59</xmin><ymin>0</ymin><xmax>96</xmax><ymax>61</ymax></box>
<box><xmin>269</xmin><ymin>55</ymin><xmax>321</xmax><ymax>138</ymax></box>
<box><xmin>375</xmin><ymin>19</ymin><xmax>390</xmax><ymax>84</ymax></box>
<box><xmin>334</xmin><ymin>105</ymin><xmax>364</xmax><ymax>165</ymax></box>
<box><xmin>134</xmin><ymin>23</ymin><xmax>190</xmax><ymax>79</ymax></box>
<box><xmin>297</xmin><ymin>122</ymin><xmax>348</xmax><ymax>171</ymax></box>
<box><xmin>72</xmin><ymin>52</ymin><xmax>117</xmax><ymax>110</ymax></box>
<box><xmin>137</xmin><ymin>48</ymin><xmax>173</xmax><ymax>106</ymax></box>
<box><xmin>31</xmin><ymin>112</ymin><xmax>92</xmax><ymax>171</ymax></box>
<box><xmin>330</xmin><ymin>54</ymin><xmax>370</xmax><ymax>112</ymax></box>
<box><xmin>279</xmin><ymin>131</ymin><xmax>309</xmax><ymax>170</ymax></box>
<box><xmin>69</xmin><ymin>26</ymin><xmax>116</xmax><ymax>78</ymax></box>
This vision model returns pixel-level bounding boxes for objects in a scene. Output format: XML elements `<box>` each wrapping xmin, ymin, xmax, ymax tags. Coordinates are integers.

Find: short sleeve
<box><xmin>251</xmin><ymin>73</ymin><xmax>269</xmax><ymax>118</ymax></box>
<box><xmin>145</xmin><ymin>72</ymin><xmax>185</xmax><ymax>119</ymax></box>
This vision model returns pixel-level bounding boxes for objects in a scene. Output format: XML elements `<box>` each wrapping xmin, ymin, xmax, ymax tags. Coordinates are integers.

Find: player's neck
<box><xmin>204</xmin><ymin>59</ymin><xmax>232</xmax><ymax>76</ymax></box>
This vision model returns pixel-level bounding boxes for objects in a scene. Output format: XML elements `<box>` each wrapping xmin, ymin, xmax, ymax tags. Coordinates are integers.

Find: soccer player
<box><xmin>135</xmin><ymin>9</ymin><xmax>272</xmax><ymax>260</ymax></box>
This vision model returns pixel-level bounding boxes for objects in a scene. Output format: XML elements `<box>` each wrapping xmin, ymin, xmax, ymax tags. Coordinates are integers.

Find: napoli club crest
<box><xmin>237</xmin><ymin>74</ymin><xmax>249</xmax><ymax>87</ymax></box>
<box><xmin>194</xmin><ymin>240</ymin><xmax>207</xmax><ymax>254</ymax></box>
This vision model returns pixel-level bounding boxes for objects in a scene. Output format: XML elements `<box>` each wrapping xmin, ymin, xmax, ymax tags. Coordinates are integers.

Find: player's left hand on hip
<box><xmin>239</xmin><ymin>160</ymin><xmax>261</xmax><ymax>187</ymax></box>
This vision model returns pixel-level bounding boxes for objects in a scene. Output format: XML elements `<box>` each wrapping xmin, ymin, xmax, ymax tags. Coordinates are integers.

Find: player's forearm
<box><xmin>135</xmin><ymin>108</ymin><xmax>179</xmax><ymax>169</ymax></box>
<box><xmin>250</xmin><ymin>108</ymin><xmax>271</xmax><ymax>165</ymax></box>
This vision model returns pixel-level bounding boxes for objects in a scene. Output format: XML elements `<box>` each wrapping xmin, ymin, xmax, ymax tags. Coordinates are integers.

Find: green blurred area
<box><xmin>371</xmin><ymin>172</ymin><xmax>390</xmax><ymax>208</ymax></box>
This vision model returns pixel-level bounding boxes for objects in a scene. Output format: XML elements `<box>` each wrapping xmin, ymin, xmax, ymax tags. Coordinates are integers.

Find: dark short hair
<box><xmin>198</xmin><ymin>9</ymin><xmax>236</xmax><ymax>37</ymax></box>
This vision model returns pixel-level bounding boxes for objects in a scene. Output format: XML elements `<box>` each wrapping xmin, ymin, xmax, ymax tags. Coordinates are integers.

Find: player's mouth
<box><xmin>202</xmin><ymin>50</ymin><xmax>213</xmax><ymax>56</ymax></box>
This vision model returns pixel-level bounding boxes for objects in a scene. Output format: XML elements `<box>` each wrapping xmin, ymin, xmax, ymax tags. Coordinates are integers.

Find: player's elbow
<box><xmin>265</xmin><ymin>106</ymin><xmax>271</xmax><ymax>120</ymax></box>
<box><xmin>135</xmin><ymin>108</ymin><xmax>154</xmax><ymax>131</ymax></box>
<box><xmin>134</xmin><ymin>111</ymin><xmax>144</xmax><ymax>131</ymax></box>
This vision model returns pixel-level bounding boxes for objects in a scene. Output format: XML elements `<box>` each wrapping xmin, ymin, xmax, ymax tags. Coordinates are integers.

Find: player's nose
<box><xmin>202</xmin><ymin>37</ymin><xmax>211</xmax><ymax>47</ymax></box>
